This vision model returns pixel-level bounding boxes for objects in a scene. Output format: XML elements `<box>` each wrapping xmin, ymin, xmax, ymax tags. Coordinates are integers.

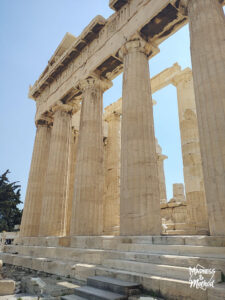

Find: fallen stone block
<box><xmin>0</xmin><ymin>279</ymin><xmax>15</xmax><ymax>296</ymax></box>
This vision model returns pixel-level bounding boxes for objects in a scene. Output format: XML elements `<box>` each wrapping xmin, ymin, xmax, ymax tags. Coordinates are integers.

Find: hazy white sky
<box><xmin>1</xmin><ymin>1</ymin><xmax>219</xmax><ymax>208</ymax></box>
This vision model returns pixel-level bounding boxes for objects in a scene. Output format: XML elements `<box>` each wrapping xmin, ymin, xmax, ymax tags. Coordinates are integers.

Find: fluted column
<box><xmin>157</xmin><ymin>155</ymin><xmax>167</xmax><ymax>205</ymax></box>
<box><xmin>119</xmin><ymin>37</ymin><xmax>161</xmax><ymax>235</ymax></box>
<box><xmin>172</xmin><ymin>69</ymin><xmax>208</xmax><ymax>232</ymax></box>
<box><xmin>155</xmin><ymin>138</ymin><xmax>167</xmax><ymax>204</ymax></box>
<box><xmin>66</xmin><ymin>128</ymin><xmax>79</xmax><ymax>236</ymax></box>
<box><xmin>172</xmin><ymin>184</ymin><xmax>185</xmax><ymax>202</ymax></box>
<box><xmin>180</xmin><ymin>0</ymin><xmax>225</xmax><ymax>235</ymax></box>
<box><xmin>70</xmin><ymin>76</ymin><xmax>112</xmax><ymax>236</ymax></box>
<box><xmin>20</xmin><ymin>119</ymin><xmax>51</xmax><ymax>237</ymax></box>
<box><xmin>103</xmin><ymin>112</ymin><xmax>121</xmax><ymax>235</ymax></box>
<box><xmin>39</xmin><ymin>104</ymin><xmax>72</xmax><ymax>237</ymax></box>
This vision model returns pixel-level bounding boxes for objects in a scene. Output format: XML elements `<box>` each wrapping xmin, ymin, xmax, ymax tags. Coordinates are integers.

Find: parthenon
<box><xmin>1</xmin><ymin>0</ymin><xmax>225</xmax><ymax>299</ymax></box>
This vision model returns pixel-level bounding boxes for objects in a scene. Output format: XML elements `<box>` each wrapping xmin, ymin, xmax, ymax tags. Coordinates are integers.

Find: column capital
<box><xmin>52</xmin><ymin>102</ymin><xmax>74</xmax><ymax>115</ymax></box>
<box><xmin>35</xmin><ymin>116</ymin><xmax>52</xmax><ymax>127</ymax></box>
<box><xmin>119</xmin><ymin>35</ymin><xmax>158</xmax><ymax>59</ymax></box>
<box><xmin>79</xmin><ymin>75</ymin><xmax>112</xmax><ymax>93</ymax></box>
<box><xmin>171</xmin><ymin>68</ymin><xmax>192</xmax><ymax>87</ymax></box>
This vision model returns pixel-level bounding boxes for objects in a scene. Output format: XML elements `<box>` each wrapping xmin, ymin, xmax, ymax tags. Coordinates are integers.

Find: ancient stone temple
<box><xmin>1</xmin><ymin>0</ymin><xmax>225</xmax><ymax>299</ymax></box>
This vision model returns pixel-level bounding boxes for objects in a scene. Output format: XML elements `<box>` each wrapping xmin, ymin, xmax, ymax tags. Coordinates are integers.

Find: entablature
<box><xmin>30</xmin><ymin>0</ymin><xmax>190</xmax><ymax>122</ymax></box>
<box><xmin>29</xmin><ymin>15</ymin><xmax>106</xmax><ymax>99</ymax></box>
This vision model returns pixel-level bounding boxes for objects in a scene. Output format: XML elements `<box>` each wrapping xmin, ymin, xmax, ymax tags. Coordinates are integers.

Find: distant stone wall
<box><xmin>161</xmin><ymin>202</ymin><xmax>187</xmax><ymax>224</ymax></box>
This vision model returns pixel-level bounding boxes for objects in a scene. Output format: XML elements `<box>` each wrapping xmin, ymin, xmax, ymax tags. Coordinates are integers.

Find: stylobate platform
<box><xmin>1</xmin><ymin>235</ymin><xmax>225</xmax><ymax>300</ymax></box>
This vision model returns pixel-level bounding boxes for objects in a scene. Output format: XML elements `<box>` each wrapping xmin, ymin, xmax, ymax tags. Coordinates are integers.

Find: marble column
<box><xmin>155</xmin><ymin>138</ymin><xmax>167</xmax><ymax>204</ymax></box>
<box><xmin>157</xmin><ymin>155</ymin><xmax>168</xmax><ymax>205</ymax></box>
<box><xmin>172</xmin><ymin>69</ymin><xmax>208</xmax><ymax>231</ymax></box>
<box><xmin>172</xmin><ymin>184</ymin><xmax>185</xmax><ymax>202</ymax></box>
<box><xmin>103</xmin><ymin>112</ymin><xmax>121</xmax><ymax>235</ymax></box>
<box><xmin>66</xmin><ymin>128</ymin><xmax>79</xmax><ymax>236</ymax></box>
<box><xmin>70</xmin><ymin>76</ymin><xmax>112</xmax><ymax>236</ymax></box>
<box><xmin>20</xmin><ymin>119</ymin><xmax>51</xmax><ymax>237</ymax></box>
<box><xmin>119</xmin><ymin>37</ymin><xmax>161</xmax><ymax>235</ymax></box>
<box><xmin>39</xmin><ymin>104</ymin><xmax>72</xmax><ymax>237</ymax></box>
<box><xmin>181</xmin><ymin>0</ymin><xmax>225</xmax><ymax>235</ymax></box>
<box><xmin>157</xmin><ymin>154</ymin><xmax>167</xmax><ymax>205</ymax></box>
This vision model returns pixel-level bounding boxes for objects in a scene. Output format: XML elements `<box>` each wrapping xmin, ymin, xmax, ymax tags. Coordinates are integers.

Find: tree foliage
<box><xmin>0</xmin><ymin>170</ymin><xmax>22</xmax><ymax>232</ymax></box>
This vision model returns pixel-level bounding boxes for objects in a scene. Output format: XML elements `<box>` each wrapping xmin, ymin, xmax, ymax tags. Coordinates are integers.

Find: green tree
<box><xmin>0</xmin><ymin>170</ymin><xmax>22</xmax><ymax>232</ymax></box>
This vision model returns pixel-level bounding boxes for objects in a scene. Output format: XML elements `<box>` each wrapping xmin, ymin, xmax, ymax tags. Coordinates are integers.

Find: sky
<box><xmin>0</xmin><ymin>0</ymin><xmax>215</xmax><ymax>209</ymax></box>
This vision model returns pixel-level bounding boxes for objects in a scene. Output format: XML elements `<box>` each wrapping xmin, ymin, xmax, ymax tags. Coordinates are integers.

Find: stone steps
<box><xmin>1</xmin><ymin>252</ymin><xmax>225</xmax><ymax>299</ymax></box>
<box><xmin>64</xmin><ymin>276</ymin><xmax>141</xmax><ymax>300</ymax></box>
<box><xmin>4</xmin><ymin>244</ymin><xmax>104</xmax><ymax>265</ymax></box>
<box><xmin>133</xmin><ymin>236</ymin><xmax>225</xmax><ymax>247</ymax></box>
<box><xmin>111</xmin><ymin>250</ymin><xmax>225</xmax><ymax>268</ymax></box>
<box><xmin>103</xmin><ymin>259</ymin><xmax>222</xmax><ymax>282</ymax></box>
<box><xmin>16</xmin><ymin>235</ymin><xmax>225</xmax><ymax>248</ymax></box>
<box><xmin>0</xmin><ymin>253</ymin><xmax>74</xmax><ymax>278</ymax></box>
<box><xmin>74</xmin><ymin>286</ymin><xmax>127</xmax><ymax>300</ymax></box>
<box><xmin>2</xmin><ymin>236</ymin><xmax>225</xmax><ymax>299</ymax></box>
<box><xmin>76</xmin><ymin>264</ymin><xmax>222</xmax><ymax>300</ymax></box>
<box><xmin>207</xmin><ymin>282</ymin><xmax>225</xmax><ymax>300</ymax></box>
<box><xmin>6</xmin><ymin>240</ymin><xmax>225</xmax><ymax>257</ymax></box>
<box><xmin>117</xmin><ymin>243</ymin><xmax>225</xmax><ymax>258</ymax></box>
<box><xmin>87</xmin><ymin>276</ymin><xmax>141</xmax><ymax>295</ymax></box>
<box><xmin>62</xmin><ymin>296</ymin><xmax>86</xmax><ymax>300</ymax></box>
<box><xmin>4</xmin><ymin>244</ymin><xmax>225</xmax><ymax>274</ymax></box>
<box><xmin>112</xmin><ymin>251</ymin><xmax>225</xmax><ymax>274</ymax></box>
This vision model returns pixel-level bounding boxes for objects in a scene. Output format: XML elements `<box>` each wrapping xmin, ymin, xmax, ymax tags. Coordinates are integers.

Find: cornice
<box><xmin>29</xmin><ymin>15</ymin><xmax>106</xmax><ymax>99</ymax></box>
